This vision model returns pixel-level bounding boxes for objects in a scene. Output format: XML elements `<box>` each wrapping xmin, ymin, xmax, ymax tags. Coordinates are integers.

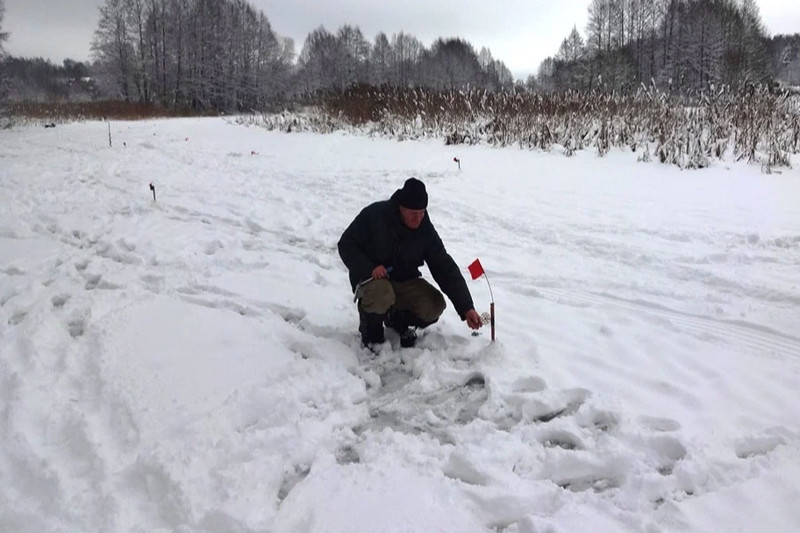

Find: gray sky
<box><xmin>3</xmin><ymin>0</ymin><xmax>800</xmax><ymax>80</ymax></box>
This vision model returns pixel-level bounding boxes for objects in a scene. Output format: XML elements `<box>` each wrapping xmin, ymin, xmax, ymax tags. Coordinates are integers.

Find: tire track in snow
<box><xmin>533</xmin><ymin>286</ymin><xmax>800</xmax><ymax>359</ymax></box>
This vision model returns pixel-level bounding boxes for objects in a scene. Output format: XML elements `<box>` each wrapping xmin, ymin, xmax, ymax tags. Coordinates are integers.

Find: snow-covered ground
<box><xmin>1</xmin><ymin>118</ymin><xmax>799</xmax><ymax>533</ymax></box>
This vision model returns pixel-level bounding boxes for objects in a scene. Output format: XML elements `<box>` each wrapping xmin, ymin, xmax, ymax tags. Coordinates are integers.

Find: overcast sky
<box><xmin>3</xmin><ymin>0</ymin><xmax>800</xmax><ymax>80</ymax></box>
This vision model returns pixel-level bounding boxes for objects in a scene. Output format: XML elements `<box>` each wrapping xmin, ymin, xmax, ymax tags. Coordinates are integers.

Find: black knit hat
<box><xmin>398</xmin><ymin>178</ymin><xmax>428</xmax><ymax>209</ymax></box>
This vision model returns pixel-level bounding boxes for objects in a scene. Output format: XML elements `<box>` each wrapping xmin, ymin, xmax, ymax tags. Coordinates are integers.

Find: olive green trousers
<box><xmin>358</xmin><ymin>278</ymin><xmax>446</xmax><ymax>324</ymax></box>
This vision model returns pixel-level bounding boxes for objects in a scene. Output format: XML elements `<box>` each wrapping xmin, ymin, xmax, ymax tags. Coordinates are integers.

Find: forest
<box><xmin>1</xmin><ymin>0</ymin><xmax>797</xmax><ymax>112</ymax></box>
<box><xmin>1</xmin><ymin>0</ymin><xmax>513</xmax><ymax>111</ymax></box>
<box><xmin>536</xmin><ymin>0</ymin><xmax>800</xmax><ymax>92</ymax></box>
<box><xmin>1</xmin><ymin>0</ymin><xmax>799</xmax><ymax>172</ymax></box>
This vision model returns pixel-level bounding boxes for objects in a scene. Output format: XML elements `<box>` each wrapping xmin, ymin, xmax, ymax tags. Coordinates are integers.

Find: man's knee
<box><xmin>416</xmin><ymin>287</ymin><xmax>446</xmax><ymax>323</ymax></box>
<box><xmin>359</xmin><ymin>279</ymin><xmax>395</xmax><ymax>314</ymax></box>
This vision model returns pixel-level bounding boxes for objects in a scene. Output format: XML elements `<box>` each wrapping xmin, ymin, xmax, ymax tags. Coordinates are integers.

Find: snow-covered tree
<box><xmin>92</xmin><ymin>0</ymin><xmax>135</xmax><ymax>101</ymax></box>
<box><xmin>476</xmin><ymin>47</ymin><xmax>514</xmax><ymax>90</ymax></box>
<box><xmin>370</xmin><ymin>32</ymin><xmax>394</xmax><ymax>86</ymax></box>
<box><xmin>547</xmin><ymin>0</ymin><xmax>774</xmax><ymax>92</ymax></box>
<box><xmin>739</xmin><ymin>0</ymin><xmax>770</xmax><ymax>83</ymax></box>
<box><xmin>92</xmin><ymin>0</ymin><xmax>292</xmax><ymax>110</ymax></box>
<box><xmin>337</xmin><ymin>25</ymin><xmax>371</xmax><ymax>88</ymax></box>
<box><xmin>391</xmin><ymin>32</ymin><xmax>423</xmax><ymax>87</ymax></box>
<box><xmin>771</xmin><ymin>35</ymin><xmax>800</xmax><ymax>87</ymax></box>
<box><xmin>0</xmin><ymin>0</ymin><xmax>8</xmax><ymax>121</ymax></box>
<box><xmin>536</xmin><ymin>57</ymin><xmax>557</xmax><ymax>91</ymax></box>
<box><xmin>491</xmin><ymin>59</ymin><xmax>515</xmax><ymax>89</ymax></box>
<box><xmin>557</xmin><ymin>27</ymin><xmax>585</xmax><ymax>63</ymax></box>
<box><xmin>419</xmin><ymin>38</ymin><xmax>481</xmax><ymax>90</ymax></box>
<box><xmin>298</xmin><ymin>26</ymin><xmax>337</xmax><ymax>93</ymax></box>
<box><xmin>0</xmin><ymin>0</ymin><xmax>7</xmax><ymax>52</ymax></box>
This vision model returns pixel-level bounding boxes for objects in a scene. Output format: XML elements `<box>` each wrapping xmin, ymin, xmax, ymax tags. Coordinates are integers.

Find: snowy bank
<box><xmin>1</xmin><ymin>118</ymin><xmax>799</xmax><ymax>532</ymax></box>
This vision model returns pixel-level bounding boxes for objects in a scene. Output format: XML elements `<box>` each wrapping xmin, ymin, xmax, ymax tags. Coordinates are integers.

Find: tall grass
<box><xmin>312</xmin><ymin>84</ymin><xmax>800</xmax><ymax>171</ymax></box>
<box><xmin>7</xmin><ymin>101</ymin><xmax>213</xmax><ymax>123</ymax></box>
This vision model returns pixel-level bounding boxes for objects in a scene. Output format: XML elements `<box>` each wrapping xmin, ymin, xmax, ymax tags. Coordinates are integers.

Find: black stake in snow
<box><xmin>453</xmin><ymin>157</ymin><xmax>461</xmax><ymax>170</ymax></box>
<box><xmin>108</xmin><ymin>122</ymin><xmax>112</xmax><ymax>147</ymax></box>
<box><xmin>149</xmin><ymin>183</ymin><xmax>156</xmax><ymax>202</ymax></box>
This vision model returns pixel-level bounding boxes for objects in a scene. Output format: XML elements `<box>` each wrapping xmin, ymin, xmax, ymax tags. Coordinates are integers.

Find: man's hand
<box><xmin>371</xmin><ymin>265</ymin><xmax>389</xmax><ymax>279</ymax></box>
<box><xmin>464</xmin><ymin>309</ymin><xmax>483</xmax><ymax>330</ymax></box>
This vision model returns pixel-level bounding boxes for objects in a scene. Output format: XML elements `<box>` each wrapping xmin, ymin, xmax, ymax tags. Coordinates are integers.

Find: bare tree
<box><xmin>255</xmin><ymin>14</ymin><xmax>293</xmax><ymax>107</ymax></box>
<box><xmin>370</xmin><ymin>32</ymin><xmax>393</xmax><ymax>86</ymax></box>
<box><xmin>739</xmin><ymin>0</ymin><xmax>769</xmax><ymax>83</ymax></box>
<box><xmin>586</xmin><ymin>0</ymin><xmax>611</xmax><ymax>87</ymax></box>
<box><xmin>536</xmin><ymin>57</ymin><xmax>557</xmax><ymax>91</ymax></box>
<box><xmin>92</xmin><ymin>0</ymin><xmax>135</xmax><ymax>101</ymax></box>
<box><xmin>167</xmin><ymin>0</ymin><xmax>190</xmax><ymax>107</ymax></box>
<box><xmin>419</xmin><ymin>38</ymin><xmax>481</xmax><ymax>90</ymax></box>
<box><xmin>557</xmin><ymin>27</ymin><xmax>586</xmax><ymax>63</ymax></box>
<box><xmin>548</xmin><ymin>0</ymin><xmax>775</xmax><ymax>93</ymax></box>
<box><xmin>298</xmin><ymin>26</ymin><xmax>338</xmax><ymax>93</ymax></box>
<box><xmin>92</xmin><ymin>0</ymin><xmax>292</xmax><ymax>110</ymax></box>
<box><xmin>126</xmin><ymin>0</ymin><xmax>151</xmax><ymax>102</ymax></box>
<box><xmin>0</xmin><ymin>0</ymin><xmax>7</xmax><ymax>52</ymax></box>
<box><xmin>392</xmin><ymin>32</ymin><xmax>423</xmax><ymax>87</ymax></box>
<box><xmin>477</xmin><ymin>47</ymin><xmax>514</xmax><ymax>90</ymax></box>
<box><xmin>640</xmin><ymin>0</ymin><xmax>663</xmax><ymax>81</ymax></box>
<box><xmin>144</xmin><ymin>0</ymin><xmax>167</xmax><ymax>103</ymax></box>
<box><xmin>553</xmin><ymin>26</ymin><xmax>588</xmax><ymax>89</ymax></box>
<box><xmin>771</xmin><ymin>35</ymin><xmax>800</xmax><ymax>86</ymax></box>
<box><xmin>336</xmin><ymin>25</ymin><xmax>370</xmax><ymax>87</ymax></box>
<box><xmin>680</xmin><ymin>0</ymin><xmax>725</xmax><ymax>88</ymax></box>
<box><xmin>0</xmin><ymin>0</ymin><xmax>8</xmax><ymax>119</ymax></box>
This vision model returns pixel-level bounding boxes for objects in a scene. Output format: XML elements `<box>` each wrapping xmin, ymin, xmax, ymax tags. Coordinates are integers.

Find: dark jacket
<box><xmin>338</xmin><ymin>189</ymin><xmax>475</xmax><ymax>319</ymax></box>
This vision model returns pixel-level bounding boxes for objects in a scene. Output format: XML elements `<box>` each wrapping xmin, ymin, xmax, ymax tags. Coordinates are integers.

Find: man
<box><xmin>338</xmin><ymin>177</ymin><xmax>483</xmax><ymax>350</ymax></box>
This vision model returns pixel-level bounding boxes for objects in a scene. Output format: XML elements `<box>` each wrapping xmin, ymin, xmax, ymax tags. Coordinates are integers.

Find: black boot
<box><xmin>359</xmin><ymin>309</ymin><xmax>385</xmax><ymax>349</ymax></box>
<box><xmin>385</xmin><ymin>309</ymin><xmax>418</xmax><ymax>348</ymax></box>
<box><xmin>398</xmin><ymin>328</ymin><xmax>417</xmax><ymax>348</ymax></box>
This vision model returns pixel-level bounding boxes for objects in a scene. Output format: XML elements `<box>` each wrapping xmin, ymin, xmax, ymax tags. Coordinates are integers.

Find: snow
<box><xmin>1</xmin><ymin>117</ymin><xmax>800</xmax><ymax>532</ymax></box>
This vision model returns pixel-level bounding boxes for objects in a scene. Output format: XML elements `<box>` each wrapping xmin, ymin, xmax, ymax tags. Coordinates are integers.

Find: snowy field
<box><xmin>1</xmin><ymin>118</ymin><xmax>800</xmax><ymax>532</ymax></box>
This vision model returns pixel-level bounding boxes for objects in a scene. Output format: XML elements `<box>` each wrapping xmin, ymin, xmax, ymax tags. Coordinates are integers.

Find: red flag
<box><xmin>468</xmin><ymin>258</ymin><xmax>484</xmax><ymax>280</ymax></box>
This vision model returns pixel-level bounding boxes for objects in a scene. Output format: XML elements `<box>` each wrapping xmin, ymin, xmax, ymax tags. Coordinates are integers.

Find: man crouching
<box><xmin>338</xmin><ymin>177</ymin><xmax>482</xmax><ymax>351</ymax></box>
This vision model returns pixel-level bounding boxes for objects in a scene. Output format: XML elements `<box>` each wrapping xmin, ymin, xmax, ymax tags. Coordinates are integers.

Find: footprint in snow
<box><xmin>538</xmin><ymin>429</ymin><xmax>585</xmax><ymax>450</ymax></box>
<box><xmin>8</xmin><ymin>311</ymin><xmax>27</xmax><ymax>326</ymax></box>
<box><xmin>443</xmin><ymin>452</ymin><xmax>491</xmax><ymax>486</ymax></box>
<box><xmin>576</xmin><ymin>407</ymin><xmax>619</xmax><ymax>432</ymax></box>
<box><xmin>83</xmin><ymin>273</ymin><xmax>123</xmax><ymax>291</ymax></box>
<box><xmin>734</xmin><ymin>434</ymin><xmax>786</xmax><ymax>459</ymax></box>
<box><xmin>638</xmin><ymin>415</ymin><xmax>682</xmax><ymax>432</ymax></box>
<box><xmin>526</xmin><ymin>388</ymin><xmax>591</xmax><ymax>424</ymax></box>
<box><xmin>511</xmin><ymin>376</ymin><xmax>547</xmax><ymax>393</ymax></box>
<box><xmin>335</xmin><ymin>445</ymin><xmax>360</xmax><ymax>465</ymax></box>
<box><xmin>648</xmin><ymin>435</ymin><xmax>688</xmax><ymax>475</ymax></box>
<box><xmin>2</xmin><ymin>266</ymin><xmax>25</xmax><ymax>276</ymax></box>
<box><xmin>277</xmin><ymin>465</ymin><xmax>311</xmax><ymax>502</ymax></box>
<box><xmin>67</xmin><ymin>317</ymin><xmax>87</xmax><ymax>338</ymax></box>
<box><xmin>204</xmin><ymin>240</ymin><xmax>223</xmax><ymax>255</ymax></box>
<box><xmin>356</xmin><ymin>370</ymin><xmax>489</xmax><ymax>442</ymax></box>
<box><xmin>51</xmin><ymin>294</ymin><xmax>70</xmax><ymax>309</ymax></box>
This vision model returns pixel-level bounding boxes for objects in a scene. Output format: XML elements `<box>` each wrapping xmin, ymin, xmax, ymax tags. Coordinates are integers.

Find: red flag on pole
<box><xmin>467</xmin><ymin>258</ymin><xmax>495</xmax><ymax>341</ymax></box>
<box><xmin>468</xmin><ymin>258</ymin><xmax>485</xmax><ymax>280</ymax></box>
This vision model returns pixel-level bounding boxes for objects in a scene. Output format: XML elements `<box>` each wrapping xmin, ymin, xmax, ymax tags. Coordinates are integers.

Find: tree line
<box><xmin>772</xmin><ymin>33</ymin><xmax>800</xmax><ymax>87</ymax></box>
<box><xmin>0</xmin><ymin>0</ymin><xmax>10</xmax><ymax>119</ymax></box>
<box><xmin>2</xmin><ymin>58</ymin><xmax>99</xmax><ymax>102</ymax></box>
<box><xmin>535</xmin><ymin>0</ymin><xmax>797</xmax><ymax>92</ymax></box>
<box><xmin>2</xmin><ymin>0</ymin><xmax>798</xmax><ymax>117</ymax></box>
<box><xmin>3</xmin><ymin>0</ymin><xmax>511</xmax><ymax>114</ymax></box>
<box><xmin>296</xmin><ymin>27</ymin><xmax>513</xmax><ymax>94</ymax></box>
<box><xmin>88</xmin><ymin>0</ymin><xmax>514</xmax><ymax>110</ymax></box>
<box><xmin>90</xmin><ymin>0</ymin><xmax>295</xmax><ymax>111</ymax></box>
